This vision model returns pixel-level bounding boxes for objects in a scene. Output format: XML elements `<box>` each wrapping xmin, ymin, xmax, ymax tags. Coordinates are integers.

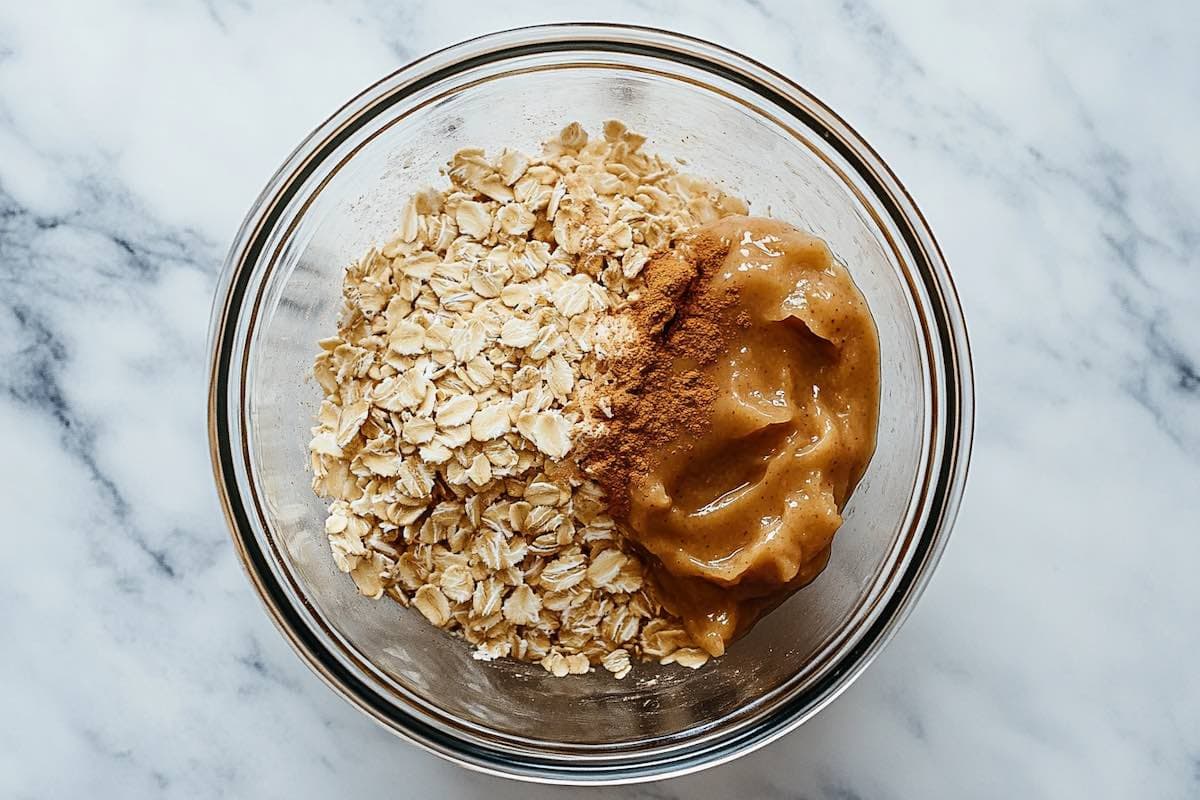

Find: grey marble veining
<box><xmin>1</xmin><ymin>1</ymin><xmax>1197</xmax><ymax>797</ymax></box>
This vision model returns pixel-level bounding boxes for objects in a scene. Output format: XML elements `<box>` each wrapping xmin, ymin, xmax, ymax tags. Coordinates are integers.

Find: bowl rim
<box><xmin>208</xmin><ymin>21</ymin><xmax>974</xmax><ymax>785</ymax></box>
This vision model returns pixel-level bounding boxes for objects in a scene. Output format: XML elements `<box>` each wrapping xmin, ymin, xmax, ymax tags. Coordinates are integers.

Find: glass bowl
<box><xmin>208</xmin><ymin>23</ymin><xmax>973</xmax><ymax>785</ymax></box>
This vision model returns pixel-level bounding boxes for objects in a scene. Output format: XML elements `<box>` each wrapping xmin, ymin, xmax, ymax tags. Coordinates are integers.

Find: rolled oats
<box><xmin>309</xmin><ymin>122</ymin><xmax>746</xmax><ymax>677</ymax></box>
<box><xmin>601</xmin><ymin>647</ymin><xmax>633</xmax><ymax>679</ymax></box>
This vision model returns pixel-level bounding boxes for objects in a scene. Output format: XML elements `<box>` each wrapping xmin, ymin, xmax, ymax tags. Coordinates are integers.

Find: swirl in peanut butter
<box><xmin>579</xmin><ymin>216</ymin><xmax>880</xmax><ymax>656</ymax></box>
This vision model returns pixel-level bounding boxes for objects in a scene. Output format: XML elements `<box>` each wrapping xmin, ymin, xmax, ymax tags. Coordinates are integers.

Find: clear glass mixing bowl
<box><xmin>208</xmin><ymin>23</ymin><xmax>973</xmax><ymax>784</ymax></box>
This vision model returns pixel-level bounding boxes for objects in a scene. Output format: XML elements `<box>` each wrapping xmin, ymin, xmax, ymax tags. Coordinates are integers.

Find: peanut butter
<box><xmin>580</xmin><ymin>216</ymin><xmax>880</xmax><ymax>657</ymax></box>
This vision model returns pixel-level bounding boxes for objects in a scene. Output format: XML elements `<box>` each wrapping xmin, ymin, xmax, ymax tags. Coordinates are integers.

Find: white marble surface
<box><xmin>2</xmin><ymin>1</ymin><xmax>1197</xmax><ymax>797</ymax></box>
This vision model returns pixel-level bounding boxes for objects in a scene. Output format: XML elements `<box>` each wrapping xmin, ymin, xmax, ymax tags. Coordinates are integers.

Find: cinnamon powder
<box><xmin>577</xmin><ymin>231</ymin><xmax>737</xmax><ymax>517</ymax></box>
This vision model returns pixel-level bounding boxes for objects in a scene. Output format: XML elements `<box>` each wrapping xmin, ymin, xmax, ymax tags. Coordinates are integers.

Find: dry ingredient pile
<box><xmin>308</xmin><ymin>122</ymin><xmax>749</xmax><ymax>678</ymax></box>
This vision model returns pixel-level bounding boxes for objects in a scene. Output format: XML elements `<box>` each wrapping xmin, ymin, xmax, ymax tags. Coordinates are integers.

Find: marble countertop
<box><xmin>3</xmin><ymin>1</ymin><xmax>1197</xmax><ymax>797</ymax></box>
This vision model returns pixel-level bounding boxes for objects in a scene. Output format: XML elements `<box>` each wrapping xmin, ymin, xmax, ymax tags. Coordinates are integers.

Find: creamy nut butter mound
<box><xmin>308</xmin><ymin>122</ymin><xmax>879</xmax><ymax>678</ymax></box>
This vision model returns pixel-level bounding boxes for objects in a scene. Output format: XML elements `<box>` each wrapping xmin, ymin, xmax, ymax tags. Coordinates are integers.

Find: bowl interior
<box><xmin>242</xmin><ymin>63</ymin><xmax>928</xmax><ymax>748</ymax></box>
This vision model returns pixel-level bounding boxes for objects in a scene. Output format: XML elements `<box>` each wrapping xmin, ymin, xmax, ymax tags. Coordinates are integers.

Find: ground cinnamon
<box><xmin>576</xmin><ymin>230</ymin><xmax>738</xmax><ymax>518</ymax></box>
